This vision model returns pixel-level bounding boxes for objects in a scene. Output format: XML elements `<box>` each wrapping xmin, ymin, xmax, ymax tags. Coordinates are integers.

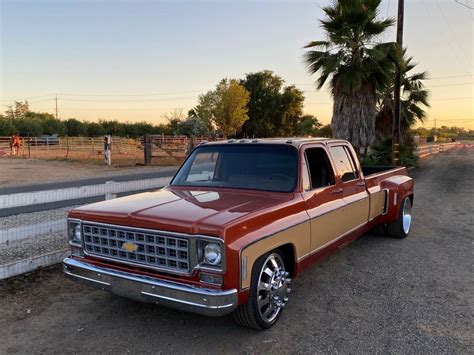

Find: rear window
<box><xmin>329</xmin><ymin>146</ymin><xmax>358</xmax><ymax>182</ymax></box>
<box><xmin>172</xmin><ymin>144</ymin><xmax>298</xmax><ymax>192</ymax></box>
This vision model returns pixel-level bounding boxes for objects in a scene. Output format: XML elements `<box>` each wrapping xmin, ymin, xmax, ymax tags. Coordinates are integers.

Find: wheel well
<box><xmin>276</xmin><ymin>243</ymin><xmax>296</xmax><ymax>277</ymax></box>
<box><xmin>409</xmin><ymin>193</ymin><xmax>414</xmax><ymax>206</ymax></box>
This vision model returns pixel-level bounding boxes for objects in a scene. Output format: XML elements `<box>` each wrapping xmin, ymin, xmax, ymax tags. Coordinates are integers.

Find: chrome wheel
<box><xmin>402</xmin><ymin>197</ymin><xmax>412</xmax><ymax>234</ymax></box>
<box><xmin>256</xmin><ymin>253</ymin><xmax>291</xmax><ymax>323</ymax></box>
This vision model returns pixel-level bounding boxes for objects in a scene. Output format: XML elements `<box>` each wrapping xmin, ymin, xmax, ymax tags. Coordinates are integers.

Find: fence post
<box><xmin>105</xmin><ymin>181</ymin><xmax>117</xmax><ymax>200</ymax></box>
<box><xmin>186</xmin><ymin>135</ymin><xmax>195</xmax><ymax>156</ymax></box>
<box><xmin>104</xmin><ymin>135</ymin><xmax>112</xmax><ymax>166</ymax></box>
<box><xmin>144</xmin><ymin>135</ymin><xmax>152</xmax><ymax>165</ymax></box>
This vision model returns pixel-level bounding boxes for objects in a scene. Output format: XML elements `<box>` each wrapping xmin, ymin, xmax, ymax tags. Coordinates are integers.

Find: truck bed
<box><xmin>361</xmin><ymin>165</ymin><xmax>397</xmax><ymax>176</ymax></box>
<box><xmin>363</xmin><ymin>166</ymin><xmax>408</xmax><ymax>189</ymax></box>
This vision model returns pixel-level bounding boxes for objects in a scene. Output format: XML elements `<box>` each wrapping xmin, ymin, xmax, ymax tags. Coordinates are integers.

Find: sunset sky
<box><xmin>1</xmin><ymin>0</ymin><xmax>473</xmax><ymax>129</ymax></box>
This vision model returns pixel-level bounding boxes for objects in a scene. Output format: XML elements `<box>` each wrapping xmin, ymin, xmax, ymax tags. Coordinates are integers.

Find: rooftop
<box><xmin>202</xmin><ymin>137</ymin><xmax>344</xmax><ymax>148</ymax></box>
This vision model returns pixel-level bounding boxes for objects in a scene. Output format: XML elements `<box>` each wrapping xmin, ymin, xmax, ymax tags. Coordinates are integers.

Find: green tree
<box><xmin>213</xmin><ymin>79</ymin><xmax>250</xmax><ymax>138</ymax></box>
<box><xmin>29</xmin><ymin>112</ymin><xmax>66</xmax><ymax>135</ymax></box>
<box><xmin>14</xmin><ymin>116</ymin><xmax>43</xmax><ymax>136</ymax></box>
<box><xmin>178</xmin><ymin>116</ymin><xmax>208</xmax><ymax>137</ymax></box>
<box><xmin>64</xmin><ymin>118</ymin><xmax>87</xmax><ymax>136</ymax></box>
<box><xmin>376</xmin><ymin>52</ymin><xmax>430</xmax><ymax>143</ymax></box>
<box><xmin>5</xmin><ymin>101</ymin><xmax>29</xmax><ymax>119</ymax></box>
<box><xmin>85</xmin><ymin>122</ymin><xmax>106</xmax><ymax>137</ymax></box>
<box><xmin>296</xmin><ymin>114</ymin><xmax>322</xmax><ymax>136</ymax></box>
<box><xmin>190</xmin><ymin>91</ymin><xmax>218</xmax><ymax>133</ymax></box>
<box><xmin>240</xmin><ymin>70</ymin><xmax>305</xmax><ymax>137</ymax></box>
<box><xmin>316</xmin><ymin>124</ymin><xmax>333</xmax><ymax>138</ymax></box>
<box><xmin>0</xmin><ymin>115</ymin><xmax>16</xmax><ymax>136</ymax></box>
<box><xmin>304</xmin><ymin>0</ymin><xmax>397</xmax><ymax>153</ymax></box>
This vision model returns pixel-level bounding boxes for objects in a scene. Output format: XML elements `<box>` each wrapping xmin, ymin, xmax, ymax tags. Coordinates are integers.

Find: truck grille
<box><xmin>82</xmin><ymin>222</ymin><xmax>190</xmax><ymax>273</ymax></box>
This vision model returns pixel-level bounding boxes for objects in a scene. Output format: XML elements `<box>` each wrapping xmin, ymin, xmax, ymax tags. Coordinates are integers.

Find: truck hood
<box><xmin>69</xmin><ymin>187</ymin><xmax>291</xmax><ymax>238</ymax></box>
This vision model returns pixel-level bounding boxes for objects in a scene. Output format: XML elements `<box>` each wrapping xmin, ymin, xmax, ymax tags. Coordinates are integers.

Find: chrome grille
<box><xmin>82</xmin><ymin>223</ymin><xmax>190</xmax><ymax>273</ymax></box>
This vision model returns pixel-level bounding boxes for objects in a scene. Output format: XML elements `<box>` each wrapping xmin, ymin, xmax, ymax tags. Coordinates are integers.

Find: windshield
<box><xmin>171</xmin><ymin>144</ymin><xmax>298</xmax><ymax>193</ymax></box>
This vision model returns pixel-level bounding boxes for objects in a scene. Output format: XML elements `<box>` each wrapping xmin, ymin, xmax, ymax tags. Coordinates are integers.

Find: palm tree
<box><xmin>304</xmin><ymin>0</ymin><xmax>397</xmax><ymax>154</ymax></box>
<box><xmin>376</xmin><ymin>52</ymin><xmax>430</xmax><ymax>144</ymax></box>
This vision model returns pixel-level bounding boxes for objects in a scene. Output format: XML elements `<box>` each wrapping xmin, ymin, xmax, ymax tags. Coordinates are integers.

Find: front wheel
<box><xmin>233</xmin><ymin>250</ymin><xmax>291</xmax><ymax>330</ymax></box>
<box><xmin>386</xmin><ymin>196</ymin><xmax>412</xmax><ymax>238</ymax></box>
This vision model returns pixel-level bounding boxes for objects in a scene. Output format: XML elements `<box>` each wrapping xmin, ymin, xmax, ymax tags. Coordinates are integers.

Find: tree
<box><xmin>190</xmin><ymin>91</ymin><xmax>219</xmax><ymax>133</ymax></box>
<box><xmin>316</xmin><ymin>124</ymin><xmax>333</xmax><ymax>138</ymax></box>
<box><xmin>376</xmin><ymin>52</ymin><xmax>430</xmax><ymax>144</ymax></box>
<box><xmin>85</xmin><ymin>122</ymin><xmax>106</xmax><ymax>137</ymax></box>
<box><xmin>296</xmin><ymin>115</ymin><xmax>322</xmax><ymax>136</ymax></box>
<box><xmin>0</xmin><ymin>115</ymin><xmax>16</xmax><ymax>136</ymax></box>
<box><xmin>213</xmin><ymin>79</ymin><xmax>250</xmax><ymax>138</ymax></box>
<box><xmin>5</xmin><ymin>101</ymin><xmax>29</xmax><ymax>119</ymax></box>
<box><xmin>64</xmin><ymin>118</ymin><xmax>87</xmax><ymax>136</ymax></box>
<box><xmin>162</xmin><ymin>108</ymin><xmax>185</xmax><ymax>135</ymax></box>
<box><xmin>304</xmin><ymin>0</ymin><xmax>397</xmax><ymax>154</ymax></box>
<box><xmin>178</xmin><ymin>116</ymin><xmax>208</xmax><ymax>137</ymax></box>
<box><xmin>240</xmin><ymin>70</ymin><xmax>305</xmax><ymax>137</ymax></box>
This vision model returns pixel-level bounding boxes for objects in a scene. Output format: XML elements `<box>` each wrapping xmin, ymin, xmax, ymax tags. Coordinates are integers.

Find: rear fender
<box><xmin>380</xmin><ymin>176</ymin><xmax>414</xmax><ymax>222</ymax></box>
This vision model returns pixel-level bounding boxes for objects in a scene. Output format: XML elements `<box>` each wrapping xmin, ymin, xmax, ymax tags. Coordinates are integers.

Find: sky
<box><xmin>1</xmin><ymin>0</ymin><xmax>473</xmax><ymax>129</ymax></box>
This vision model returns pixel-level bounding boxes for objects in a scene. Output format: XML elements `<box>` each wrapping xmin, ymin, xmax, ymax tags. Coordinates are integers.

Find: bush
<box><xmin>364</xmin><ymin>137</ymin><xmax>418</xmax><ymax>167</ymax></box>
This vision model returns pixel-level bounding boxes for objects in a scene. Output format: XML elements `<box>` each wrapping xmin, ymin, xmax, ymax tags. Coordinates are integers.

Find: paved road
<box><xmin>0</xmin><ymin>149</ymin><xmax>472</xmax><ymax>353</ymax></box>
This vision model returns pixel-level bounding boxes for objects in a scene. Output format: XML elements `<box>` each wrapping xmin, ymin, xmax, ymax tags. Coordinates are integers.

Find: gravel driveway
<box><xmin>0</xmin><ymin>148</ymin><xmax>472</xmax><ymax>354</ymax></box>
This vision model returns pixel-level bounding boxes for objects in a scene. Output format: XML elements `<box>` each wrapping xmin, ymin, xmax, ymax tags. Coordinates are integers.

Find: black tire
<box><xmin>386</xmin><ymin>196</ymin><xmax>412</xmax><ymax>239</ymax></box>
<box><xmin>233</xmin><ymin>250</ymin><xmax>289</xmax><ymax>330</ymax></box>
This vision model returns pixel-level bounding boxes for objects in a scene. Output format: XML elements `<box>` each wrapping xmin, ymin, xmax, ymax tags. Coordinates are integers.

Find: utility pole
<box><xmin>55</xmin><ymin>95</ymin><xmax>58</xmax><ymax>119</ymax></box>
<box><xmin>392</xmin><ymin>0</ymin><xmax>404</xmax><ymax>166</ymax></box>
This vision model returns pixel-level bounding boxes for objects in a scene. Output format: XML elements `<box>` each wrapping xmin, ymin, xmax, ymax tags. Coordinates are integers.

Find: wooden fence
<box><xmin>0</xmin><ymin>136</ymin><xmax>144</xmax><ymax>164</ymax></box>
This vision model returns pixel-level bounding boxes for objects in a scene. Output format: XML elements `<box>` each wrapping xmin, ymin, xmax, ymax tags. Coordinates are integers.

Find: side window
<box><xmin>329</xmin><ymin>146</ymin><xmax>358</xmax><ymax>182</ymax></box>
<box><xmin>186</xmin><ymin>152</ymin><xmax>219</xmax><ymax>182</ymax></box>
<box><xmin>304</xmin><ymin>147</ymin><xmax>335</xmax><ymax>189</ymax></box>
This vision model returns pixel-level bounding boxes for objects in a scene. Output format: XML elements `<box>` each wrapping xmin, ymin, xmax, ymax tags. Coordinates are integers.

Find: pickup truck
<box><xmin>63</xmin><ymin>138</ymin><xmax>414</xmax><ymax>329</ymax></box>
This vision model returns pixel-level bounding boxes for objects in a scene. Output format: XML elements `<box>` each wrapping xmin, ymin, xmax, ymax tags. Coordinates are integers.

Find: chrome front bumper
<box><xmin>63</xmin><ymin>257</ymin><xmax>238</xmax><ymax>317</ymax></box>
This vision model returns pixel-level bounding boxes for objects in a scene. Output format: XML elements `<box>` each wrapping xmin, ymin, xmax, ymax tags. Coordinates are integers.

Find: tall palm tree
<box><xmin>376</xmin><ymin>52</ymin><xmax>430</xmax><ymax>144</ymax></box>
<box><xmin>304</xmin><ymin>0</ymin><xmax>397</xmax><ymax>154</ymax></box>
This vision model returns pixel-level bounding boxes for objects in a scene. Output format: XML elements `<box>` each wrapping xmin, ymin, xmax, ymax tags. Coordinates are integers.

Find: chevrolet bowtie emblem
<box><xmin>121</xmin><ymin>241</ymin><xmax>138</xmax><ymax>252</ymax></box>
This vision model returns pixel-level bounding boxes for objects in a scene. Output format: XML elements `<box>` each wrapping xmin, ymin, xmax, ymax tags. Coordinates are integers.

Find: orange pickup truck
<box><xmin>64</xmin><ymin>138</ymin><xmax>414</xmax><ymax>329</ymax></box>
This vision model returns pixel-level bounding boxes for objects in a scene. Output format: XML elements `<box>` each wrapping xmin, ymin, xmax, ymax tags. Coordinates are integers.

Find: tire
<box><xmin>233</xmin><ymin>250</ymin><xmax>291</xmax><ymax>330</ymax></box>
<box><xmin>386</xmin><ymin>196</ymin><xmax>412</xmax><ymax>239</ymax></box>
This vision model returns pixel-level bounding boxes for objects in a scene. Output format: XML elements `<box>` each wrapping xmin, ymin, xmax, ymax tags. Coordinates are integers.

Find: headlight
<box><xmin>68</xmin><ymin>220</ymin><xmax>82</xmax><ymax>243</ymax></box>
<box><xmin>203</xmin><ymin>243</ymin><xmax>222</xmax><ymax>266</ymax></box>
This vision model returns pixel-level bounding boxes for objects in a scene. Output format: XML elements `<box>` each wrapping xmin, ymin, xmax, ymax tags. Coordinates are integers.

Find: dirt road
<box><xmin>0</xmin><ymin>149</ymin><xmax>472</xmax><ymax>353</ymax></box>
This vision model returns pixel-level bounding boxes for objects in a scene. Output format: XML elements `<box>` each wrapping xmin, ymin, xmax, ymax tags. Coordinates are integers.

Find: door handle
<box><xmin>331</xmin><ymin>188</ymin><xmax>343</xmax><ymax>194</ymax></box>
<box><xmin>357</xmin><ymin>182</ymin><xmax>366</xmax><ymax>187</ymax></box>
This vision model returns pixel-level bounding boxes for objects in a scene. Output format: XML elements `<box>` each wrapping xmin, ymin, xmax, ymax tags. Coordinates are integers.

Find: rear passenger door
<box><xmin>327</xmin><ymin>144</ymin><xmax>370</xmax><ymax>232</ymax></box>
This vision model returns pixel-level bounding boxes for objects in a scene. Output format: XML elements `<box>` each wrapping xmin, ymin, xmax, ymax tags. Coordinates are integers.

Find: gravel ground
<box><xmin>0</xmin><ymin>206</ymin><xmax>74</xmax><ymax>229</ymax></box>
<box><xmin>0</xmin><ymin>233</ymin><xmax>68</xmax><ymax>264</ymax></box>
<box><xmin>0</xmin><ymin>148</ymin><xmax>472</xmax><ymax>354</ymax></box>
<box><xmin>0</xmin><ymin>206</ymin><xmax>75</xmax><ymax>264</ymax></box>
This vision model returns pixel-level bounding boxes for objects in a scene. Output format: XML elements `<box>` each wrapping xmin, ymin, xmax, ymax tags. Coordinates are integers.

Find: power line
<box><xmin>58</xmin><ymin>96</ymin><xmax>198</xmax><ymax>103</ymax></box>
<box><xmin>434</xmin><ymin>0</ymin><xmax>473</xmax><ymax>75</ymax></box>
<box><xmin>427</xmin><ymin>82</ymin><xmax>474</xmax><ymax>87</ymax></box>
<box><xmin>454</xmin><ymin>0</ymin><xmax>474</xmax><ymax>10</ymax></box>
<box><xmin>429</xmin><ymin>74</ymin><xmax>474</xmax><ymax>80</ymax></box>
<box><xmin>57</xmin><ymin>89</ymin><xmax>207</xmax><ymax>97</ymax></box>
<box><xmin>420</xmin><ymin>0</ymin><xmax>472</xmax><ymax>76</ymax></box>
<box><xmin>432</xmin><ymin>96</ymin><xmax>473</xmax><ymax>101</ymax></box>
